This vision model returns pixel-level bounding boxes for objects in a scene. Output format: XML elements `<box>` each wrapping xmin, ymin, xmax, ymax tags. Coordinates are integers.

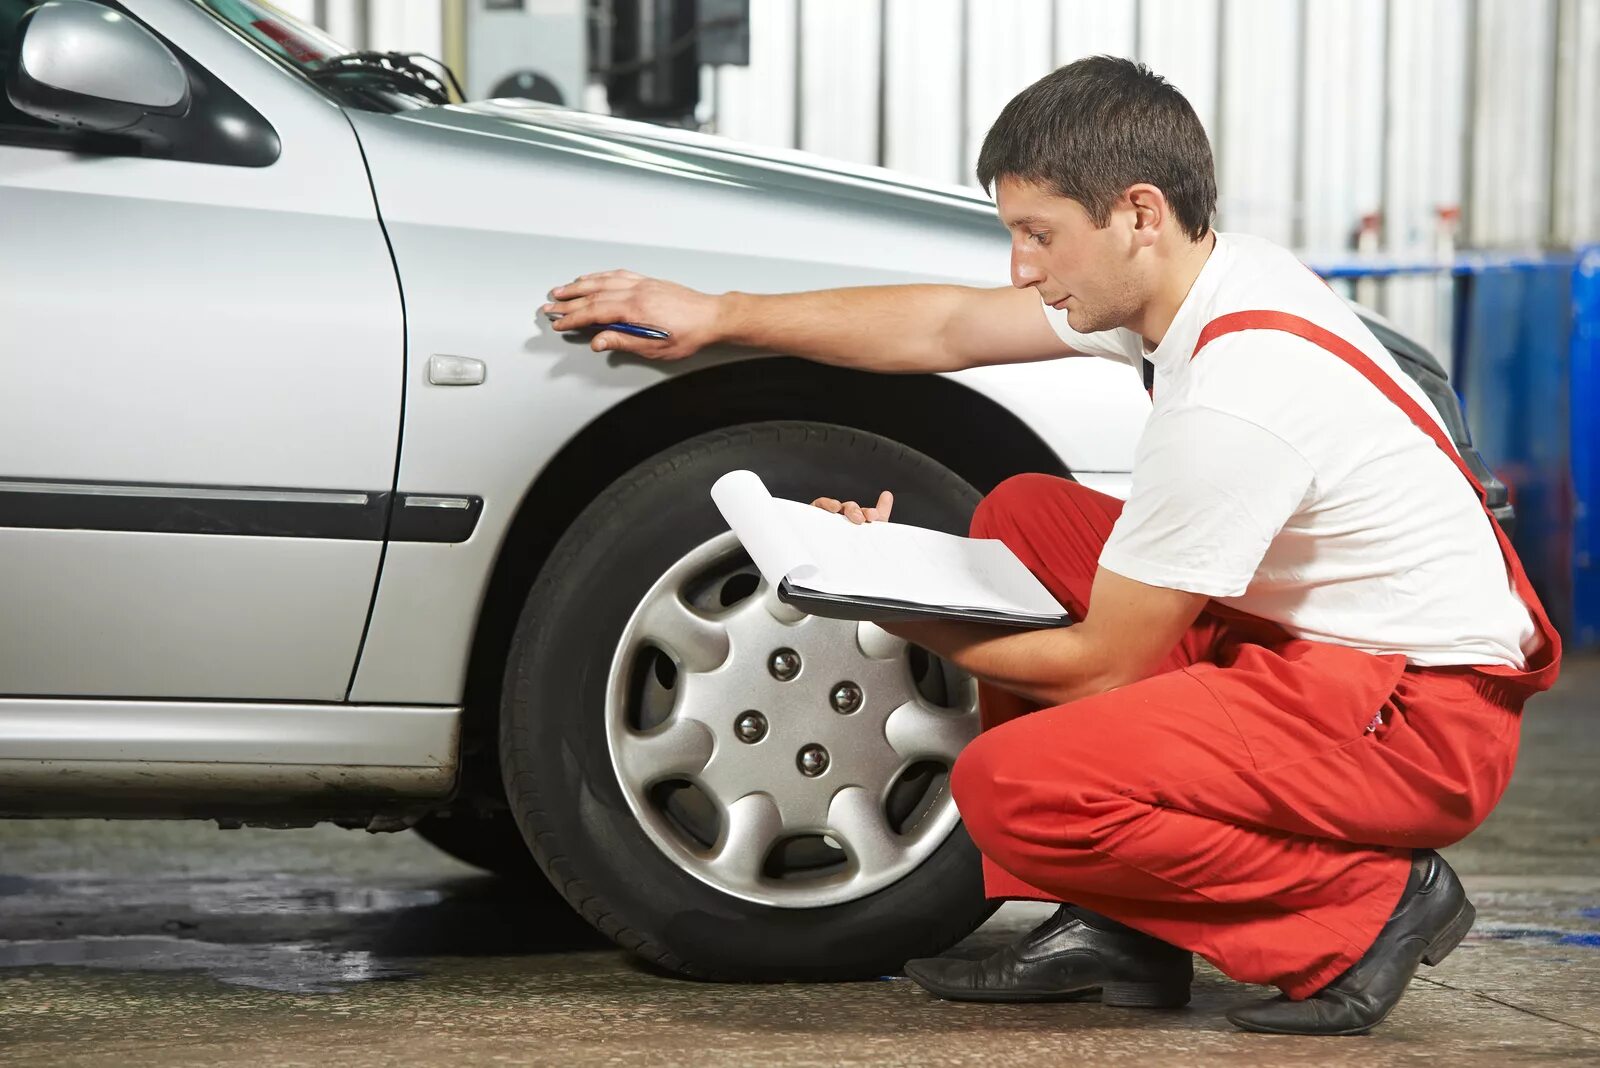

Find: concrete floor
<box><xmin>2</xmin><ymin>659</ymin><xmax>1597</xmax><ymax>1067</ymax></box>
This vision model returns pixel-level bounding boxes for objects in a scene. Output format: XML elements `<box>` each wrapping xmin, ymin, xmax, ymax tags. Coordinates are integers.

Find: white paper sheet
<box><xmin>710</xmin><ymin>470</ymin><xmax>1066</xmax><ymax>617</ymax></box>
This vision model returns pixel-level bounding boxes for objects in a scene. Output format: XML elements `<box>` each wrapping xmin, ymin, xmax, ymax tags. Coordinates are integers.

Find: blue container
<box><xmin>1460</xmin><ymin>258</ymin><xmax>1575</xmax><ymax>636</ymax></box>
<box><xmin>1571</xmin><ymin>246</ymin><xmax>1600</xmax><ymax>648</ymax></box>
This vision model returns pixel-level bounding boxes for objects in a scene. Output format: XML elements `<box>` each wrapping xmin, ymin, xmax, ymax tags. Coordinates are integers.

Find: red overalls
<box><xmin>952</xmin><ymin>311</ymin><xmax>1563</xmax><ymax>998</ymax></box>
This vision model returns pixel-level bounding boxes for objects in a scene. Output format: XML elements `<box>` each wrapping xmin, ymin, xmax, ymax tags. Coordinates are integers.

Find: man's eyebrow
<box><xmin>1002</xmin><ymin>214</ymin><xmax>1045</xmax><ymax>230</ymax></box>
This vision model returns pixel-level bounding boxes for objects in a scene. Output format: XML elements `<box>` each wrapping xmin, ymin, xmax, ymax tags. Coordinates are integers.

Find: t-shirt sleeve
<box><xmin>1098</xmin><ymin>407</ymin><xmax>1316</xmax><ymax>597</ymax></box>
<box><xmin>1039</xmin><ymin>296</ymin><xmax>1140</xmax><ymax>366</ymax></box>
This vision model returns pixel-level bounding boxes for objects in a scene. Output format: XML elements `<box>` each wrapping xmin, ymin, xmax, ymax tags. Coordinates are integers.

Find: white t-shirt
<box><xmin>1044</xmin><ymin>231</ymin><xmax>1538</xmax><ymax>668</ymax></box>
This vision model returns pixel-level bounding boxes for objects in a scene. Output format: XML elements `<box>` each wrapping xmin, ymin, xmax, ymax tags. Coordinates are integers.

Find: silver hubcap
<box><xmin>605</xmin><ymin>532</ymin><xmax>979</xmax><ymax>909</ymax></box>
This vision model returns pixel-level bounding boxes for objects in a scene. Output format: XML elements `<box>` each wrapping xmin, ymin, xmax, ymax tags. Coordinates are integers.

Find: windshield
<box><xmin>193</xmin><ymin>0</ymin><xmax>454</xmax><ymax>111</ymax></box>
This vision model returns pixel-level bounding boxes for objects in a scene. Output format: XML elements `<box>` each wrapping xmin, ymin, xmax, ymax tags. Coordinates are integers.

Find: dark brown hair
<box><xmin>976</xmin><ymin>56</ymin><xmax>1216</xmax><ymax>241</ymax></box>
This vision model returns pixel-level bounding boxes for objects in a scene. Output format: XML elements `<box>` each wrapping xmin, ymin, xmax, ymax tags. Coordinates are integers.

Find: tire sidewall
<box><xmin>500</xmin><ymin>422</ymin><xmax>995</xmax><ymax>979</ymax></box>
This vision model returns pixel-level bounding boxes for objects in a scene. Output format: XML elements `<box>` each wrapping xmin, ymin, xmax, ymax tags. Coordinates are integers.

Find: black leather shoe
<box><xmin>903</xmin><ymin>905</ymin><xmax>1193</xmax><ymax>1007</ymax></box>
<box><xmin>1227</xmin><ymin>850</ymin><xmax>1476</xmax><ymax>1036</ymax></box>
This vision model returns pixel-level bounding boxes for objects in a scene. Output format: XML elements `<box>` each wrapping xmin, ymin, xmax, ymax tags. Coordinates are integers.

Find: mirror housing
<box><xmin>7</xmin><ymin>0</ymin><xmax>191</xmax><ymax>139</ymax></box>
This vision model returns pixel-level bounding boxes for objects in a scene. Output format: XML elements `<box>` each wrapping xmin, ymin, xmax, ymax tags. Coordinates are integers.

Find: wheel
<box><xmin>500</xmin><ymin>421</ymin><xmax>998</xmax><ymax>980</ymax></box>
<box><xmin>412</xmin><ymin>811</ymin><xmax>543</xmax><ymax>879</ymax></box>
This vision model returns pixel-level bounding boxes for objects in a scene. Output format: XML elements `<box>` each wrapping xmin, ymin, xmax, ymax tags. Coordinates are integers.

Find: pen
<box><xmin>594</xmin><ymin>322</ymin><xmax>671</xmax><ymax>340</ymax></box>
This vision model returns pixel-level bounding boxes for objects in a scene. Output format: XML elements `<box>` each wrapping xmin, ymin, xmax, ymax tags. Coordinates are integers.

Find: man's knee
<box><xmin>950</xmin><ymin>731</ymin><xmax>1004</xmax><ymax>847</ymax></box>
<box><xmin>969</xmin><ymin>472</ymin><xmax>1074</xmax><ymax>538</ymax></box>
<box><xmin>952</xmin><ymin>725</ymin><xmax>1127</xmax><ymax>861</ymax></box>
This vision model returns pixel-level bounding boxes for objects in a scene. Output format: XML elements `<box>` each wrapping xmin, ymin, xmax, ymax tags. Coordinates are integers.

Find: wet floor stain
<box><xmin>0</xmin><ymin>866</ymin><xmax>606</xmax><ymax>996</ymax></box>
<box><xmin>0</xmin><ymin>936</ymin><xmax>420</xmax><ymax>994</ymax></box>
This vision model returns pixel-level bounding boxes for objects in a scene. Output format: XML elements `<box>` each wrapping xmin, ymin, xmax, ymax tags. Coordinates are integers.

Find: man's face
<box><xmin>995</xmin><ymin>176</ymin><xmax>1145</xmax><ymax>334</ymax></box>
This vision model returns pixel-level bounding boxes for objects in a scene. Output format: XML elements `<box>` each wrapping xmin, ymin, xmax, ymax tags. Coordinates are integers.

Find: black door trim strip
<box><xmin>0</xmin><ymin>478</ymin><xmax>481</xmax><ymax>543</ymax></box>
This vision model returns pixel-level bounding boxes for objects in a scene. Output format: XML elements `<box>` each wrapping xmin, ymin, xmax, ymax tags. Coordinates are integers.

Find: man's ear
<box><xmin>1124</xmin><ymin>183</ymin><xmax>1166</xmax><ymax>247</ymax></box>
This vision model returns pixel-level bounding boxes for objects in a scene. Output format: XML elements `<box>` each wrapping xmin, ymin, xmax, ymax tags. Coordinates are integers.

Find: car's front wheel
<box><xmin>499</xmin><ymin>422</ymin><xmax>997</xmax><ymax>979</ymax></box>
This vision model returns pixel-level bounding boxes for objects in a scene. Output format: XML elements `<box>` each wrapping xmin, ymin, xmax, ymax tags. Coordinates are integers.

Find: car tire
<box><xmin>499</xmin><ymin>421</ymin><xmax>1000</xmax><ymax>980</ymax></box>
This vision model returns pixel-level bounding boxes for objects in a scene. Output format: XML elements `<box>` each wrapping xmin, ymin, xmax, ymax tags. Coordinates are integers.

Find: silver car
<box><xmin>0</xmin><ymin>0</ymin><xmax>1507</xmax><ymax>979</ymax></box>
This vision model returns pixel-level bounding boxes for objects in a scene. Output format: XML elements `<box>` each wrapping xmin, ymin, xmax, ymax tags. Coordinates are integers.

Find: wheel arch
<box><xmin>452</xmin><ymin>356</ymin><xmax>1069</xmax><ymax>804</ymax></box>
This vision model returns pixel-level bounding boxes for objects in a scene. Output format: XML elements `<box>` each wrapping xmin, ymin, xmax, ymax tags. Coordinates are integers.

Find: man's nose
<box><xmin>1010</xmin><ymin>250</ymin><xmax>1042</xmax><ymax>290</ymax></box>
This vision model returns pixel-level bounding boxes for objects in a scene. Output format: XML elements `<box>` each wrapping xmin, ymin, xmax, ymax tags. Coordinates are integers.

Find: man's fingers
<box><xmin>816</xmin><ymin>497</ymin><xmax>867</xmax><ymax>523</ymax></box>
<box><xmin>545</xmin><ymin>296</ymin><xmax>631</xmax><ymax>332</ymax></box>
<box><xmin>591</xmin><ymin>331</ymin><xmax>672</xmax><ymax>357</ymax></box>
<box><xmin>811</xmin><ymin>495</ymin><xmax>892</xmax><ymax>524</ymax></box>
<box><xmin>548</xmin><ymin>279</ymin><xmax>602</xmax><ymax>300</ymax></box>
<box><xmin>548</xmin><ymin>271</ymin><xmax>637</xmax><ymax>301</ymax></box>
<box><xmin>541</xmin><ymin>298</ymin><xmax>589</xmax><ymax>319</ymax></box>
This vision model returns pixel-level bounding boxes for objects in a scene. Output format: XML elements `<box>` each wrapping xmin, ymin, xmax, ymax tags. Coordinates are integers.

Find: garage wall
<box><xmin>291</xmin><ymin>0</ymin><xmax>1599</xmax><ymax>257</ymax></box>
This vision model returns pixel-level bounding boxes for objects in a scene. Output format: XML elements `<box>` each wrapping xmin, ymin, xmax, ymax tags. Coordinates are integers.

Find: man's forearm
<box><xmin>716</xmin><ymin>286</ymin><xmax>969</xmax><ymax>374</ymax></box>
<box><xmin>883</xmin><ymin>619</ymin><xmax>1127</xmax><ymax>707</ymax></box>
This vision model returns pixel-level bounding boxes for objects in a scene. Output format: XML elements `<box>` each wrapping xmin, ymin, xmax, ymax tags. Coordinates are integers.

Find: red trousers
<box><xmin>953</xmin><ymin>473</ymin><xmax>1531</xmax><ymax>997</ymax></box>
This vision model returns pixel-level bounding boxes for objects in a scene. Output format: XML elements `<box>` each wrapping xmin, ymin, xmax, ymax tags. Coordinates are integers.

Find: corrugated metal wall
<box><xmin>274</xmin><ymin>0</ymin><xmax>444</xmax><ymax>58</ymax></box>
<box><xmin>294</xmin><ymin>0</ymin><xmax>1600</xmax><ymax>264</ymax></box>
<box><xmin>1553</xmin><ymin>0</ymin><xmax>1600</xmax><ymax>245</ymax></box>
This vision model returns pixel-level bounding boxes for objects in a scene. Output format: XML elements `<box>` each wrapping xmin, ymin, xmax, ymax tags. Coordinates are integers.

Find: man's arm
<box><xmin>541</xmin><ymin>271</ymin><xmax>1074</xmax><ymax>373</ymax></box>
<box><xmin>882</xmin><ymin>567</ymin><xmax>1208</xmax><ymax>707</ymax></box>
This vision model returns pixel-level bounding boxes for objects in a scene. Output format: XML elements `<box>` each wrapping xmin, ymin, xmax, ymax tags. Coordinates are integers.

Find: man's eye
<box><xmin>1028</xmin><ymin>232</ymin><xmax>1049</xmax><ymax>245</ymax></box>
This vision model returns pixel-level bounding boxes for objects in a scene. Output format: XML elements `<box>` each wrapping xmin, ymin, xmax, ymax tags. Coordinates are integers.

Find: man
<box><xmin>539</xmin><ymin>57</ymin><xmax>1560</xmax><ymax>1035</ymax></box>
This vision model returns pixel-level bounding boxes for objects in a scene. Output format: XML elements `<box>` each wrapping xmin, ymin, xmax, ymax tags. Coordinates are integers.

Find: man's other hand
<box><xmin>811</xmin><ymin>491</ymin><xmax>894</xmax><ymax>524</ymax></box>
<box><xmin>541</xmin><ymin>270</ymin><xmax>721</xmax><ymax>359</ymax></box>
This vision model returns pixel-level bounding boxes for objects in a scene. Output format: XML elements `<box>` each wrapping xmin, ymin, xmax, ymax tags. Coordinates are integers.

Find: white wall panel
<box><xmin>798</xmin><ymin>0</ymin><xmax>882</xmax><ymax>165</ymax></box>
<box><xmin>1383</xmin><ymin>0</ymin><xmax>1468</xmax><ymax>362</ymax></box>
<box><xmin>321</xmin><ymin>0</ymin><xmax>364</xmax><ymax>49</ymax></box>
<box><xmin>715</xmin><ymin>0</ymin><xmax>801</xmax><ymax>149</ymax></box>
<box><xmin>1299</xmin><ymin>0</ymin><xmax>1385</xmax><ymax>256</ymax></box>
<box><xmin>1470</xmin><ymin>0</ymin><xmax>1556</xmax><ymax>247</ymax></box>
<box><xmin>1385</xmin><ymin>0</ymin><xmax>1467</xmax><ymax>255</ymax></box>
<box><xmin>962</xmin><ymin>0</ymin><xmax>1054</xmax><ymax>186</ymax></box>
<box><xmin>1216</xmin><ymin>0</ymin><xmax>1298</xmax><ymax>245</ymax></box>
<box><xmin>311</xmin><ymin>0</ymin><xmax>1581</xmax><ymax>262</ymax></box>
<box><xmin>1138</xmin><ymin>0</ymin><xmax>1220</xmax><ymax>135</ymax></box>
<box><xmin>1552</xmin><ymin>0</ymin><xmax>1600</xmax><ymax>244</ymax></box>
<box><xmin>272</xmin><ymin>0</ymin><xmax>316</xmax><ymax>24</ymax></box>
<box><xmin>883</xmin><ymin>0</ymin><xmax>964</xmax><ymax>184</ymax></box>
<box><xmin>1052</xmin><ymin>0</ymin><xmax>1137</xmax><ymax>62</ymax></box>
<box><xmin>368</xmin><ymin>0</ymin><xmax>443</xmax><ymax>60</ymax></box>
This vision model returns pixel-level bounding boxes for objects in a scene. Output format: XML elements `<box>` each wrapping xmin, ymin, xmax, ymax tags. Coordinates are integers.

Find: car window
<box><xmin>195</xmin><ymin>0</ymin><xmax>454</xmax><ymax>111</ymax></box>
<box><xmin>196</xmin><ymin>0</ymin><xmax>344</xmax><ymax>70</ymax></box>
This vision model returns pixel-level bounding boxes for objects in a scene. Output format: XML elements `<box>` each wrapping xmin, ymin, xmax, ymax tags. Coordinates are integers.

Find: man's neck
<box><xmin>1131</xmin><ymin>230</ymin><xmax>1218</xmax><ymax>348</ymax></box>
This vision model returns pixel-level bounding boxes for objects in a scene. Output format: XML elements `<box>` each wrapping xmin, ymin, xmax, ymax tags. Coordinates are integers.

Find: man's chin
<box><xmin>1064</xmin><ymin>306</ymin><xmax>1111</xmax><ymax>334</ymax></box>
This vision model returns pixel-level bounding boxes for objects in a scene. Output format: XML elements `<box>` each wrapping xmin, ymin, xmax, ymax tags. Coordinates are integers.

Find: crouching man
<box><xmin>540</xmin><ymin>57</ymin><xmax>1560</xmax><ymax>1035</ymax></box>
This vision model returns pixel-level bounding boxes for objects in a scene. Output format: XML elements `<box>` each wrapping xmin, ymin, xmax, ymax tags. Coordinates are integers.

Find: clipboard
<box><xmin>777</xmin><ymin>578</ymin><xmax>1073</xmax><ymax>630</ymax></box>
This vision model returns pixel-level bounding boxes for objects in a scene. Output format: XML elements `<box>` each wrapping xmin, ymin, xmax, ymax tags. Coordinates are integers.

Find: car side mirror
<box><xmin>7</xmin><ymin>0</ymin><xmax>191</xmax><ymax>140</ymax></box>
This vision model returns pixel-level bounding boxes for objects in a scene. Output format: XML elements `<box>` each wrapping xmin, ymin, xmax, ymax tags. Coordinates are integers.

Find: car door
<box><xmin>0</xmin><ymin>0</ymin><xmax>402</xmax><ymax>700</ymax></box>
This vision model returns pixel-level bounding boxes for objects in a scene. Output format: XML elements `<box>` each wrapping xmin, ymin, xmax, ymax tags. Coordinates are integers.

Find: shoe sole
<box><xmin>1421</xmin><ymin>898</ymin><xmax>1476</xmax><ymax>967</ymax></box>
<box><xmin>902</xmin><ymin>967</ymin><xmax>1191</xmax><ymax>1009</ymax></box>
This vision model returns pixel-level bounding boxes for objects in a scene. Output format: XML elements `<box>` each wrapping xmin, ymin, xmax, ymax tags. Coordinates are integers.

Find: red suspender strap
<box><xmin>1191</xmin><ymin>310</ymin><xmax>1560</xmax><ymax>692</ymax></box>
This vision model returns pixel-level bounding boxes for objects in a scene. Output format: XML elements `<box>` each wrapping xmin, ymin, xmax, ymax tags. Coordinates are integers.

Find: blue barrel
<box><xmin>1460</xmin><ymin>256</ymin><xmax>1576</xmax><ymax>638</ymax></box>
<box><xmin>1571</xmin><ymin>246</ymin><xmax>1600</xmax><ymax>648</ymax></box>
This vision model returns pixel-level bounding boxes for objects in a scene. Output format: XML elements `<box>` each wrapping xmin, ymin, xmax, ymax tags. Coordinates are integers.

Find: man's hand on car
<box><xmin>542</xmin><ymin>270</ymin><xmax>720</xmax><ymax>359</ymax></box>
<box><xmin>811</xmin><ymin>490</ymin><xmax>894</xmax><ymax>524</ymax></box>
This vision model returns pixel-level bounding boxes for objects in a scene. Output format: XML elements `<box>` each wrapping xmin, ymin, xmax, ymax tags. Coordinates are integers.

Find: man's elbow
<box><xmin>1033</xmin><ymin>663</ymin><xmax>1136</xmax><ymax>708</ymax></box>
